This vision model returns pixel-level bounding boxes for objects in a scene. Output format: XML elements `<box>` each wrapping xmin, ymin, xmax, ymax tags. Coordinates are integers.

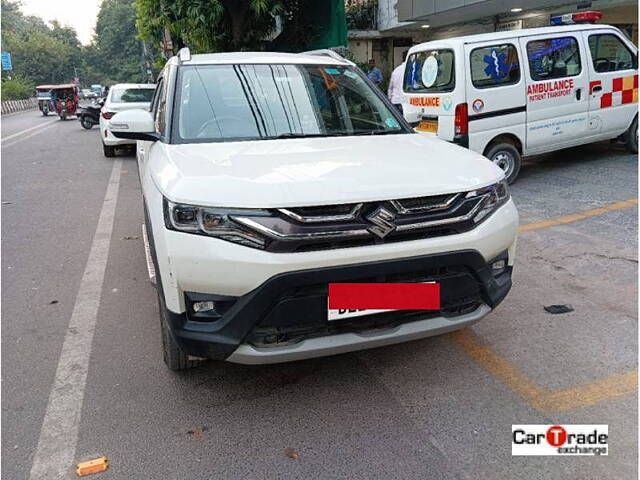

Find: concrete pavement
<box><xmin>2</xmin><ymin>109</ymin><xmax>637</xmax><ymax>479</ymax></box>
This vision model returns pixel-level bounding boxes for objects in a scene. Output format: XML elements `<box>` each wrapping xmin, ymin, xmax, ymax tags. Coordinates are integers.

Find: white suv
<box><xmin>100</xmin><ymin>83</ymin><xmax>156</xmax><ymax>157</ymax></box>
<box><xmin>109</xmin><ymin>49</ymin><xmax>519</xmax><ymax>371</ymax></box>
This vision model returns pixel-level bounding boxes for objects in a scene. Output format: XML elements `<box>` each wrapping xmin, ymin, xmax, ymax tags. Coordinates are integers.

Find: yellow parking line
<box><xmin>450</xmin><ymin>330</ymin><xmax>638</xmax><ymax>413</ymax></box>
<box><xmin>519</xmin><ymin>198</ymin><xmax>638</xmax><ymax>232</ymax></box>
<box><xmin>450</xmin><ymin>330</ymin><xmax>547</xmax><ymax>400</ymax></box>
<box><xmin>534</xmin><ymin>371</ymin><xmax>638</xmax><ymax>413</ymax></box>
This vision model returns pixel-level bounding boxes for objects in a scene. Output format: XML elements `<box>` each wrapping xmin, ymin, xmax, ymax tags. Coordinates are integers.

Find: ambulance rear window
<box><xmin>404</xmin><ymin>49</ymin><xmax>455</xmax><ymax>93</ymax></box>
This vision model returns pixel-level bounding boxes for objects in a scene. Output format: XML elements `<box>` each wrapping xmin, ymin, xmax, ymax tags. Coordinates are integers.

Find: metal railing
<box><xmin>2</xmin><ymin>97</ymin><xmax>38</xmax><ymax>115</ymax></box>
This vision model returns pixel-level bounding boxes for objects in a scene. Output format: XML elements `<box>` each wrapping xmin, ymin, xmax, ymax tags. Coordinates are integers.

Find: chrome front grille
<box><xmin>228</xmin><ymin>191</ymin><xmax>488</xmax><ymax>253</ymax></box>
<box><xmin>391</xmin><ymin>193</ymin><xmax>462</xmax><ymax>214</ymax></box>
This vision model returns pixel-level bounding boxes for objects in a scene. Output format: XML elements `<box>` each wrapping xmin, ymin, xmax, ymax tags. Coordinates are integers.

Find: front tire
<box><xmin>625</xmin><ymin>116</ymin><xmax>638</xmax><ymax>154</ymax></box>
<box><xmin>158</xmin><ymin>291</ymin><xmax>203</xmax><ymax>371</ymax></box>
<box><xmin>485</xmin><ymin>142</ymin><xmax>521</xmax><ymax>184</ymax></box>
<box><xmin>103</xmin><ymin>143</ymin><xmax>115</xmax><ymax>157</ymax></box>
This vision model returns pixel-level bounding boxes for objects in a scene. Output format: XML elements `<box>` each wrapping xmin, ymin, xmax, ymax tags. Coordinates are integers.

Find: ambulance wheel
<box><xmin>625</xmin><ymin>116</ymin><xmax>637</xmax><ymax>154</ymax></box>
<box><xmin>485</xmin><ymin>142</ymin><xmax>521</xmax><ymax>184</ymax></box>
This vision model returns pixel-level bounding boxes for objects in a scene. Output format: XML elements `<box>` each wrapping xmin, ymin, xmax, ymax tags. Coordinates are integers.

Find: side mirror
<box><xmin>109</xmin><ymin>109</ymin><xmax>159</xmax><ymax>142</ymax></box>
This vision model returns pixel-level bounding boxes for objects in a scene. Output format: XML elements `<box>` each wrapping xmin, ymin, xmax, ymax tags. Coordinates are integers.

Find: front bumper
<box><xmin>163</xmin><ymin>249</ymin><xmax>512</xmax><ymax>363</ymax></box>
<box><xmin>228</xmin><ymin>304</ymin><xmax>491</xmax><ymax>364</ymax></box>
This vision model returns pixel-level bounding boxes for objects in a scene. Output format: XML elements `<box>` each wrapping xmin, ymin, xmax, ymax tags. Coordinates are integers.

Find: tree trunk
<box><xmin>221</xmin><ymin>0</ymin><xmax>250</xmax><ymax>47</ymax></box>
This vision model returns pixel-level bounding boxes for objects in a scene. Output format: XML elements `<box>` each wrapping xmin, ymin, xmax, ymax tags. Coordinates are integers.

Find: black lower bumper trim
<box><xmin>164</xmin><ymin>250</ymin><xmax>512</xmax><ymax>361</ymax></box>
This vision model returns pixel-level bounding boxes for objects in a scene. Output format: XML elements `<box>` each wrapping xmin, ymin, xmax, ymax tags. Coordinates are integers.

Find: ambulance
<box><xmin>403</xmin><ymin>11</ymin><xmax>638</xmax><ymax>183</ymax></box>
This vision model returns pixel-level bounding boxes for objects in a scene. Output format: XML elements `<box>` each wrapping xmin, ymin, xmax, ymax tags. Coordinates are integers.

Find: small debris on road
<box><xmin>187</xmin><ymin>426</ymin><xmax>208</xmax><ymax>438</ymax></box>
<box><xmin>76</xmin><ymin>456</ymin><xmax>108</xmax><ymax>476</ymax></box>
<box><xmin>121</xmin><ymin>235</ymin><xmax>139</xmax><ymax>240</ymax></box>
<box><xmin>544</xmin><ymin>304</ymin><xmax>574</xmax><ymax>314</ymax></box>
<box><xmin>2</xmin><ymin>201</ymin><xmax>12</xmax><ymax>205</ymax></box>
<box><xmin>49</xmin><ymin>300</ymin><xmax>58</xmax><ymax>305</ymax></box>
<box><xmin>284</xmin><ymin>448</ymin><xmax>300</xmax><ymax>460</ymax></box>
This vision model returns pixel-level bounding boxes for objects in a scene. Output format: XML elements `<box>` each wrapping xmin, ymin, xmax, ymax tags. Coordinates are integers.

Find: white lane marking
<box><xmin>29</xmin><ymin>159</ymin><xmax>122</xmax><ymax>480</ymax></box>
<box><xmin>1</xmin><ymin>119</ymin><xmax>58</xmax><ymax>143</ymax></box>
<box><xmin>2</xmin><ymin>121</ymin><xmax>59</xmax><ymax>148</ymax></box>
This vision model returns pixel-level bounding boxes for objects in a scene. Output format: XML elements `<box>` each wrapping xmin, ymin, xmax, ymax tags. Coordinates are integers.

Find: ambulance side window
<box><xmin>470</xmin><ymin>44</ymin><xmax>520</xmax><ymax>88</ymax></box>
<box><xmin>588</xmin><ymin>34</ymin><xmax>637</xmax><ymax>73</ymax></box>
<box><xmin>526</xmin><ymin>37</ymin><xmax>581</xmax><ymax>81</ymax></box>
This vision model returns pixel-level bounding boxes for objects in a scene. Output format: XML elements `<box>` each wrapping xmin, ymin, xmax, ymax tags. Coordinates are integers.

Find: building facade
<box><xmin>348</xmin><ymin>0</ymin><xmax>638</xmax><ymax>86</ymax></box>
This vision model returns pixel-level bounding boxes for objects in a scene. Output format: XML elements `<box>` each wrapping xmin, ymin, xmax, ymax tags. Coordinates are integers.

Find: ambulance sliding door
<box><xmin>464</xmin><ymin>40</ymin><xmax>526</xmax><ymax>154</ymax></box>
<box><xmin>519</xmin><ymin>32</ymin><xmax>589</xmax><ymax>153</ymax></box>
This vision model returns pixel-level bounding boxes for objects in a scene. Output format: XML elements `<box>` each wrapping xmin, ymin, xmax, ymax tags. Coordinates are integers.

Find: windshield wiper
<box><xmin>267</xmin><ymin>130</ymin><xmax>404</xmax><ymax>140</ymax></box>
<box><xmin>351</xmin><ymin>129</ymin><xmax>405</xmax><ymax>136</ymax></box>
<box><xmin>270</xmin><ymin>132</ymin><xmax>329</xmax><ymax>140</ymax></box>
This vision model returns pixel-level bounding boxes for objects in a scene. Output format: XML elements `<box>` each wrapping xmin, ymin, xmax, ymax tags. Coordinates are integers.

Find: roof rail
<box><xmin>302</xmin><ymin>49</ymin><xmax>353</xmax><ymax>65</ymax></box>
<box><xmin>178</xmin><ymin>47</ymin><xmax>191</xmax><ymax>62</ymax></box>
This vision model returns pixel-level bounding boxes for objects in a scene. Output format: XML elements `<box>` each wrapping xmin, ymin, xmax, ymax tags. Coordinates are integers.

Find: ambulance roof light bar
<box><xmin>550</xmin><ymin>10</ymin><xmax>602</xmax><ymax>25</ymax></box>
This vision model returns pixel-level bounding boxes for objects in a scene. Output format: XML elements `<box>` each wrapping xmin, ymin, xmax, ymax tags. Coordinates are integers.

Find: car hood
<box><xmin>152</xmin><ymin>134</ymin><xmax>504</xmax><ymax>208</ymax></box>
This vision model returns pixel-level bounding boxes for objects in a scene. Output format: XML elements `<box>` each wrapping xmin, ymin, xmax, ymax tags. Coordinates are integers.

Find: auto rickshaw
<box><xmin>35</xmin><ymin>85</ymin><xmax>55</xmax><ymax>116</ymax></box>
<box><xmin>36</xmin><ymin>84</ymin><xmax>80</xmax><ymax>120</ymax></box>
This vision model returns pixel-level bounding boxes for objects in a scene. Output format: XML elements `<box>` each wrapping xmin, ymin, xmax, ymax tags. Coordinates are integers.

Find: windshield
<box><xmin>111</xmin><ymin>88</ymin><xmax>155</xmax><ymax>103</ymax></box>
<box><xmin>404</xmin><ymin>49</ymin><xmax>455</xmax><ymax>93</ymax></box>
<box><xmin>174</xmin><ymin>64</ymin><xmax>408</xmax><ymax>143</ymax></box>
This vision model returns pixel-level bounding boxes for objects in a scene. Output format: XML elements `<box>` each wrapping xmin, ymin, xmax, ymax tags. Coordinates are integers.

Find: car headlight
<box><xmin>466</xmin><ymin>180</ymin><xmax>510</xmax><ymax>223</ymax></box>
<box><xmin>163</xmin><ymin>199</ymin><xmax>269</xmax><ymax>249</ymax></box>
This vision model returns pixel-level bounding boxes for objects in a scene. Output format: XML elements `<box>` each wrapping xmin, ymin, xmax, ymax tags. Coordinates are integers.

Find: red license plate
<box><xmin>328</xmin><ymin>283</ymin><xmax>440</xmax><ymax>321</ymax></box>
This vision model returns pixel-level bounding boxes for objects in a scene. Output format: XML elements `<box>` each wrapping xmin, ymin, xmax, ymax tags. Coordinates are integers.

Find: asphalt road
<box><xmin>2</xmin><ymin>108</ymin><xmax>637</xmax><ymax>479</ymax></box>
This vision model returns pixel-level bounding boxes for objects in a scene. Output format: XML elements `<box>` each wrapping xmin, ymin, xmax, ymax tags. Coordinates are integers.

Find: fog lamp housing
<box><xmin>185</xmin><ymin>292</ymin><xmax>237</xmax><ymax>322</ymax></box>
<box><xmin>488</xmin><ymin>251</ymin><xmax>510</xmax><ymax>278</ymax></box>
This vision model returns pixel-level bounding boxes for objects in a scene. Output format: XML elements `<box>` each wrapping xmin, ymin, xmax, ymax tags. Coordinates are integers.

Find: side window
<box><xmin>588</xmin><ymin>34</ymin><xmax>637</xmax><ymax>73</ymax></box>
<box><xmin>526</xmin><ymin>37</ymin><xmax>581</xmax><ymax>81</ymax></box>
<box><xmin>149</xmin><ymin>79</ymin><xmax>162</xmax><ymax>114</ymax></box>
<box><xmin>152</xmin><ymin>79</ymin><xmax>166</xmax><ymax>136</ymax></box>
<box><xmin>470</xmin><ymin>44</ymin><xmax>520</xmax><ymax>88</ymax></box>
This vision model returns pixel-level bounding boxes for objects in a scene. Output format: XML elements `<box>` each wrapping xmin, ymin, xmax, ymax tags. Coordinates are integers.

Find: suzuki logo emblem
<box><xmin>366</xmin><ymin>206</ymin><xmax>397</xmax><ymax>239</ymax></box>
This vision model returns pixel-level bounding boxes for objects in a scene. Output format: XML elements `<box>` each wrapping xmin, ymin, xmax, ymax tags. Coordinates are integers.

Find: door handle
<box><xmin>592</xmin><ymin>85</ymin><xmax>603</xmax><ymax>93</ymax></box>
<box><xmin>575</xmin><ymin>88</ymin><xmax>582</xmax><ymax>101</ymax></box>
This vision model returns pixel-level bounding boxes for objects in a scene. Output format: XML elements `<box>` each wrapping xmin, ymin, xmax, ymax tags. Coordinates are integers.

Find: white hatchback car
<box><xmin>100</xmin><ymin>83</ymin><xmax>156</xmax><ymax>157</ymax></box>
<box><xmin>109</xmin><ymin>49</ymin><xmax>519</xmax><ymax>371</ymax></box>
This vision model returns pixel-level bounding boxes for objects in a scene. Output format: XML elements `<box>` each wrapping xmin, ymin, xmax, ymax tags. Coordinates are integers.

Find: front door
<box><xmin>519</xmin><ymin>32</ymin><xmax>589</xmax><ymax>153</ymax></box>
<box><xmin>583</xmin><ymin>29</ymin><xmax>638</xmax><ymax>138</ymax></box>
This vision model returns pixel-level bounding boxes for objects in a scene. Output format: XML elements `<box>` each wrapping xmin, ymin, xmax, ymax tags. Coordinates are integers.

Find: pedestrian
<box><xmin>388</xmin><ymin>51</ymin><xmax>408</xmax><ymax>115</ymax></box>
<box><xmin>366</xmin><ymin>58</ymin><xmax>383</xmax><ymax>87</ymax></box>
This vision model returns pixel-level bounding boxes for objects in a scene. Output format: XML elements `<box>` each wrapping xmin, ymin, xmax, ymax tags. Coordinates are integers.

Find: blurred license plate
<box><xmin>416</xmin><ymin>120</ymin><xmax>438</xmax><ymax>133</ymax></box>
<box><xmin>327</xmin><ymin>283</ymin><xmax>440</xmax><ymax>321</ymax></box>
<box><xmin>328</xmin><ymin>308</ymin><xmax>395</xmax><ymax>321</ymax></box>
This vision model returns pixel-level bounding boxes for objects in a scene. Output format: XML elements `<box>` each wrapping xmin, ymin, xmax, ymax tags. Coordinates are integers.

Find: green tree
<box><xmin>134</xmin><ymin>0</ymin><xmax>283</xmax><ymax>53</ymax></box>
<box><xmin>1</xmin><ymin>73</ymin><xmax>33</xmax><ymax>100</ymax></box>
<box><xmin>1</xmin><ymin>0</ymin><xmax>82</xmax><ymax>86</ymax></box>
<box><xmin>85</xmin><ymin>0</ymin><xmax>145</xmax><ymax>84</ymax></box>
